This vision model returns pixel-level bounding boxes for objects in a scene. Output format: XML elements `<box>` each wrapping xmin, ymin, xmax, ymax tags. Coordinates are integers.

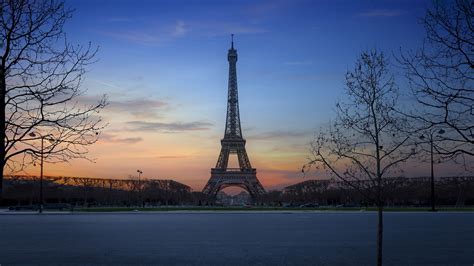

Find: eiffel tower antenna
<box><xmin>202</xmin><ymin>37</ymin><xmax>265</xmax><ymax>199</ymax></box>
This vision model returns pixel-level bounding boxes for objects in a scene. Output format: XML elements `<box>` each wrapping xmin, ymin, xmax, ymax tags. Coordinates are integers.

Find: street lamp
<box><xmin>419</xmin><ymin>129</ymin><xmax>445</xmax><ymax>212</ymax></box>
<box><xmin>29</xmin><ymin>131</ymin><xmax>55</xmax><ymax>214</ymax></box>
<box><xmin>137</xmin><ymin>170</ymin><xmax>143</xmax><ymax>207</ymax></box>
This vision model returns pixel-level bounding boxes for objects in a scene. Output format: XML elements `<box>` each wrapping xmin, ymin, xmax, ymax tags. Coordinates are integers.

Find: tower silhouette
<box><xmin>202</xmin><ymin>35</ymin><xmax>265</xmax><ymax>198</ymax></box>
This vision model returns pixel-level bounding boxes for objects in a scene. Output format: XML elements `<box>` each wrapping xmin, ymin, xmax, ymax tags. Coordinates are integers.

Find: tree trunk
<box><xmin>377</xmin><ymin>203</ymin><xmax>383</xmax><ymax>266</ymax></box>
<box><xmin>0</xmin><ymin>61</ymin><xmax>5</xmax><ymax>202</ymax></box>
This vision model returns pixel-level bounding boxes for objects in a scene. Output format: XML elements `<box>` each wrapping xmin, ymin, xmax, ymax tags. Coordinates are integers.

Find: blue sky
<box><xmin>49</xmin><ymin>0</ymin><xmax>463</xmax><ymax>190</ymax></box>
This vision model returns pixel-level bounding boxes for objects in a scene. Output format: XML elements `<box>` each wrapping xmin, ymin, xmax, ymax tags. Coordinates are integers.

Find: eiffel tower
<box><xmin>202</xmin><ymin>35</ymin><xmax>265</xmax><ymax>198</ymax></box>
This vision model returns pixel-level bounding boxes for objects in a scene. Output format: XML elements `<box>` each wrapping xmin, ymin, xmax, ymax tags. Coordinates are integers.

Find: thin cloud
<box><xmin>99</xmin><ymin>133</ymin><xmax>143</xmax><ymax>144</ymax></box>
<box><xmin>89</xmin><ymin>79</ymin><xmax>126</xmax><ymax>91</ymax></box>
<box><xmin>157</xmin><ymin>155</ymin><xmax>189</xmax><ymax>159</ymax></box>
<box><xmin>107</xmin><ymin>98</ymin><xmax>169</xmax><ymax>118</ymax></box>
<box><xmin>101</xmin><ymin>20</ymin><xmax>189</xmax><ymax>46</ymax></box>
<box><xmin>103</xmin><ymin>30</ymin><xmax>162</xmax><ymax>46</ymax></box>
<box><xmin>249</xmin><ymin>130</ymin><xmax>312</xmax><ymax>140</ymax></box>
<box><xmin>268</xmin><ymin>143</ymin><xmax>309</xmax><ymax>153</ymax></box>
<box><xmin>357</xmin><ymin>9</ymin><xmax>406</xmax><ymax>18</ymax></box>
<box><xmin>78</xmin><ymin>95</ymin><xmax>169</xmax><ymax>119</ymax></box>
<box><xmin>172</xmin><ymin>20</ymin><xmax>188</xmax><ymax>37</ymax></box>
<box><xmin>101</xmin><ymin>19</ymin><xmax>265</xmax><ymax>46</ymax></box>
<box><xmin>75</xmin><ymin>94</ymin><xmax>107</xmax><ymax>107</ymax></box>
<box><xmin>204</xmin><ymin>23</ymin><xmax>268</xmax><ymax>36</ymax></box>
<box><xmin>77</xmin><ymin>95</ymin><xmax>170</xmax><ymax>119</ymax></box>
<box><xmin>184</xmin><ymin>20</ymin><xmax>268</xmax><ymax>37</ymax></box>
<box><xmin>125</xmin><ymin>120</ymin><xmax>213</xmax><ymax>132</ymax></box>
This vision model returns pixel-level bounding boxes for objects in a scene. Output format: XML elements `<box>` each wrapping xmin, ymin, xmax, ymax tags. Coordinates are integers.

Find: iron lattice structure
<box><xmin>202</xmin><ymin>36</ymin><xmax>265</xmax><ymax>198</ymax></box>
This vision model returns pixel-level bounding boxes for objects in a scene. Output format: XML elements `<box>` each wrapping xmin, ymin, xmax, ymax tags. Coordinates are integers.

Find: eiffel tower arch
<box><xmin>202</xmin><ymin>35</ymin><xmax>265</xmax><ymax>199</ymax></box>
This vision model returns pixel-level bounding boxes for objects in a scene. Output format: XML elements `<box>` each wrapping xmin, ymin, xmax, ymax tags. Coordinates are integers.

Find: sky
<box><xmin>30</xmin><ymin>0</ymin><xmax>469</xmax><ymax>192</ymax></box>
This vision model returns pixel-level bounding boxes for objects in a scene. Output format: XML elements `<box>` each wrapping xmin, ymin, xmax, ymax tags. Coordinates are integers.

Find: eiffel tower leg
<box><xmin>237</xmin><ymin>148</ymin><xmax>252</xmax><ymax>170</ymax></box>
<box><xmin>216</xmin><ymin>147</ymin><xmax>230</xmax><ymax>169</ymax></box>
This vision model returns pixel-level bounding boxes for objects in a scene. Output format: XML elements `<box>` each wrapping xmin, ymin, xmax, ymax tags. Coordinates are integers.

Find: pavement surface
<box><xmin>0</xmin><ymin>211</ymin><xmax>473</xmax><ymax>265</ymax></box>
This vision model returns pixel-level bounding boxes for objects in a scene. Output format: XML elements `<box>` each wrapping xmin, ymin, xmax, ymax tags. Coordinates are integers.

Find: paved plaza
<box><xmin>0</xmin><ymin>211</ymin><xmax>473</xmax><ymax>265</ymax></box>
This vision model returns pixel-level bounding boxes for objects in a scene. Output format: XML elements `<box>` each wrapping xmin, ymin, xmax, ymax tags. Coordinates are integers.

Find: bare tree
<box><xmin>305</xmin><ymin>50</ymin><xmax>415</xmax><ymax>266</ymax></box>
<box><xmin>0</xmin><ymin>0</ymin><xmax>107</xmax><ymax>198</ymax></box>
<box><xmin>400</xmin><ymin>0</ymin><xmax>473</xmax><ymax>159</ymax></box>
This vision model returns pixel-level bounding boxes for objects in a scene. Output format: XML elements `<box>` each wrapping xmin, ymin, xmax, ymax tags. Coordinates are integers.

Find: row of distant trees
<box><xmin>3</xmin><ymin>175</ymin><xmax>199</xmax><ymax>207</ymax></box>
<box><xmin>303</xmin><ymin>1</ymin><xmax>473</xmax><ymax>265</ymax></box>
<box><xmin>4</xmin><ymin>174</ymin><xmax>473</xmax><ymax>208</ymax></box>
<box><xmin>258</xmin><ymin>176</ymin><xmax>474</xmax><ymax>207</ymax></box>
<box><xmin>5</xmin><ymin>175</ymin><xmax>473</xmax><ymax>208</ymax></box>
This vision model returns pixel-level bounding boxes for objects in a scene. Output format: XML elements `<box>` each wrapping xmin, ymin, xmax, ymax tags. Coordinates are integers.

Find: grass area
<box><xmin>73</xmin><ymin>206</ymin><xmax>474</xmax><ymax>212</ymax></box>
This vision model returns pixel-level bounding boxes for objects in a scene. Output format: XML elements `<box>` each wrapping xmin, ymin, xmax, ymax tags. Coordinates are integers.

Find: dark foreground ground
<box><xmin>0</xmin><ymin>211</ymin><xmax>473</xmax><ymax>265</ymax></box>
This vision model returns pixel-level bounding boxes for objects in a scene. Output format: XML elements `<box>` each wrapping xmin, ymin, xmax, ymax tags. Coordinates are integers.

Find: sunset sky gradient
<box><xmin>29</xmin><ymin>0</ymin><xmax>470</xmax><ymax>192</ymax></box>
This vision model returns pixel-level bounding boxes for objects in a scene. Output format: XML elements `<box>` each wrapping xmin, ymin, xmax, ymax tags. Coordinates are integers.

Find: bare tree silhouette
<box><xmin>305</xmin><ymin>50</ymin><xmax>415</xmax><ymax>266</ymax></box>
<box><xmin>0</xmin><ymin>0</ymin><xmax>107</xmax><ymax>199</ymax></box>
<box><xmin>400</xmin><ymin>0</ymin><xmax>473</xmax><ymax>159</ymax></box>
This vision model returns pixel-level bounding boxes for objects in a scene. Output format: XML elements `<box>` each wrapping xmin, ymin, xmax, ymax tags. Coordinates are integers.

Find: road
<box><xmin>0</xmin><ymin>211</ymin><xmax>473</xmax><ymax>265</ymax></box>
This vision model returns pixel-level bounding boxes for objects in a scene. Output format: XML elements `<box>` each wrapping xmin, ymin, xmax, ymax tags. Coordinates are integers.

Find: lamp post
<box><xmin>137</xmin><ymin>170</ymin><xmax>143</xmax><ymax>207</ymax></box>
<box><xmin>29</xmin><ymin>132</ymin><xmax>54</xmax><ymax>214</ymax></box>
<box><xmin>419</xmin><ymin>129</ymin><xmax>445</xmax><ymax>212</ymax></box>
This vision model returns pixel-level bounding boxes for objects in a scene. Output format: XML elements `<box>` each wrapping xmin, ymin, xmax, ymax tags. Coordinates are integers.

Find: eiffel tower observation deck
<box><xmin>202</xmin><ymin>35</ymin><xmax>266</xmax><ymax>198</ymax></box>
